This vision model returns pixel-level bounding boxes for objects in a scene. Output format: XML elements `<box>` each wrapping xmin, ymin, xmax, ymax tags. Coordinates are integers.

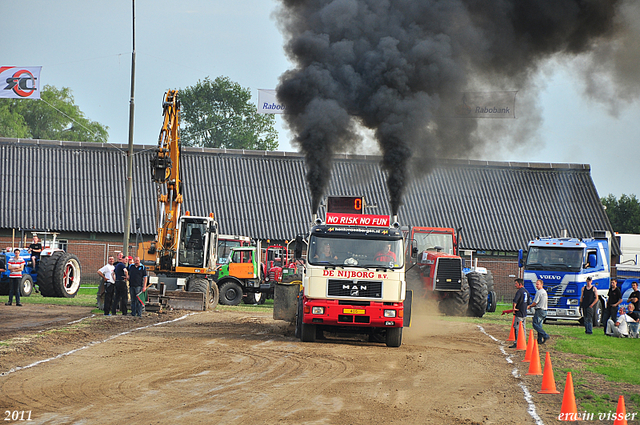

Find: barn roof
<box><xmin>0</xmin><ymin>138</ymin><xmax>614</xmax><ymax>253</ymax></box>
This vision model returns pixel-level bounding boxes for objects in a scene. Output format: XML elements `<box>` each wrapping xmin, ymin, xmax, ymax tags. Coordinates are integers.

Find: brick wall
<box><xmin>474</xmin><ymin>257</ymin><xmax>521</xmax><ymax>303</ymax></box>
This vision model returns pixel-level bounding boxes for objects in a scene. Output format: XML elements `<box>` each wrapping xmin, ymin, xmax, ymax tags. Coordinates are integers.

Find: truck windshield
<box><xmin>308</xmin><ymin>236</ymin><xmax>403</xmax><ymax>268</ymax></box>
<box><xmin>413</xmin><ymin>232</ymin><xmax>455</xmax><ymax>255</ymax></box>
<box><xmin>525</xmin><ymin>247</ymin><xmax>584</xmax><ymax>270</ymax></box>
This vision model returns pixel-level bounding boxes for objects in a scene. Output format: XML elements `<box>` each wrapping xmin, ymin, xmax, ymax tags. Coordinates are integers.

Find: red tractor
<box><xmin>405</xmin><ymin>227</ymin><xmax>492</xmax><ymax>317</ymax></box>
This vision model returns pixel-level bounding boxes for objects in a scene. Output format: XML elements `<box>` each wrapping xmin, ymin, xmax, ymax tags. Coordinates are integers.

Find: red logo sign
<box><xmin>326</xmin><ymin>213</ymin><xmax>390</xmax><ymax>227</ymax></box>
<box><xmin>0</xmin><ymin>66</ymin><xmax>41</xmax><ymax>98</ymax></box>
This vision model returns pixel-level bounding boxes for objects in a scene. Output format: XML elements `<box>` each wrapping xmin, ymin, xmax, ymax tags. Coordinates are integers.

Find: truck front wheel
<box><xmin>219</xmin><ymin>281</ymin><xmax>243</xmax><ymax>306</ymax></box>
<box><xmin>300</xmin><ymin>322</ymin><xmax>316</xmax><ymax>342</ymax></box>
<box><xmin>386</xmin><ymin>327</ymin><xmax>403</xmax><ymax>347</ymax></box>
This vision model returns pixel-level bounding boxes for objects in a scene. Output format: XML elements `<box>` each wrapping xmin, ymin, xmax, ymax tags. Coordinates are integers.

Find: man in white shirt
<box><xmin>529</xmin><ymin>279</ymin><xmax>550</xmax><ymax>344</ymax></box>
<box><xmin>97</xmin><ymin>257</ymin><xmax>116</xmax><ymax>316</ymax></box>
<box><xmin>606</xmin><ymin>305</ymin><xmax>636</xmax><ymax>338</ymax></box>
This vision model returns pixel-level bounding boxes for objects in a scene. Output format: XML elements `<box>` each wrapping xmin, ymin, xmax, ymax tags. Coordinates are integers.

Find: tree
<box><xmin>0</xmin><ymin>85</ymin><xmax>108</xmax><ymax>142</ymax></box>
<box><xmin>0</xmin><ymin>103</ymin><xmax>30</xmax><ymax>138</ymax></box>
<box><xmin>180</xmin><ymin>76</ymin><xmax>278</xmax><ymax>150</ymax></box>
<box><xmin>601</xmin><ymin>194</ymin><xmax>640</xmax><ymax>234</ymax></box>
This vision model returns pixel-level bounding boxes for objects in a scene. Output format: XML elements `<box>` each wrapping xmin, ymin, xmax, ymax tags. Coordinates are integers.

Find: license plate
<box><xmin>547</xmin><ymin>310</ymin><xmax>556</xmax><ymax>316</ymax></box>
<box><xmin>343</xmin><ymin>308</ymin><xmax>365</xmax><ymax>314</ymax></box>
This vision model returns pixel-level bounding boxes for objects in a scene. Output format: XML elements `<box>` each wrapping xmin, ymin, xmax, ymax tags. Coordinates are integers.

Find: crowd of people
<box><xmin>509</xmin><ymin>278</ymin><xmax>640</xmax><ymax>345</ymax></box>
<box><xmin>97</xmin><ymin>253</ymin><xmax>147</xmax><ymax>317</ymax></box>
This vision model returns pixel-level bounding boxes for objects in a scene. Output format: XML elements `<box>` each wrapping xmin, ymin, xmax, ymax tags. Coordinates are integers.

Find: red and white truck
<box><xmin>286</xmin><ymin>196</ymin><xmax>412</xmax><ymax>347</ymax></box>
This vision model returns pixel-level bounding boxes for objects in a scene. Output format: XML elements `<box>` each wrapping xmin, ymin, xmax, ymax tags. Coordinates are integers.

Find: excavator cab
<box><xmin>177</xmin><ymin>216</ymin><xmax>218</xmax><ymax>270</ymax></box>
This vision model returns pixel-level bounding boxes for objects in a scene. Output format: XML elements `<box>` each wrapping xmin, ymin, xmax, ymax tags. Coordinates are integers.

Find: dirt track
<box><xmin>0</xmin><ymin>304</ymin><xmax>571</xmax><ymax>424</ymax></box>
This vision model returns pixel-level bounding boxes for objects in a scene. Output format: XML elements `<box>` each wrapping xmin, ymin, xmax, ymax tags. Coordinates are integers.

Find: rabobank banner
<box><xmin>0</xmin><ymin>66</ymin><xmax>42</xmax><ymax>99</ymax></box>
<box><xmin>446</xmin><ymin>91</ymin><xmax>517</xmax><ymax>118</ymax></box>
<box><xmin>257</xmin><ymin>89</ymin><xmax>286</xmax><ymax>114</ymax></box>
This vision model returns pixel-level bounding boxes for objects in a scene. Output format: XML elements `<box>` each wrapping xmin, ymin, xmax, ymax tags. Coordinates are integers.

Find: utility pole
<box><xmin>123</xmin><ymin>0</ymin><xmax>136</xmax><ymax>257</ymax></box>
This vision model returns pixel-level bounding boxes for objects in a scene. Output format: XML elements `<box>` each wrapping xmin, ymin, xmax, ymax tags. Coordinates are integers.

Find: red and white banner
<box><xmin>0</xmin><ymin>66</ymin><xmax>42</xmax><ymax>99</ymax></box>
<box><xmin>326</xmin><ymin>213</ymin><xmax>390</xmax><ymax>227</ymax></box>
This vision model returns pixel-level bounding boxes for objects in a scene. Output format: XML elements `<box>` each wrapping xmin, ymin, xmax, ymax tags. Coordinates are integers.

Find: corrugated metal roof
<box><xmin>0</xmin><ymin>138</ymin><xmax>614</xmax><ymax>252</ymax></box>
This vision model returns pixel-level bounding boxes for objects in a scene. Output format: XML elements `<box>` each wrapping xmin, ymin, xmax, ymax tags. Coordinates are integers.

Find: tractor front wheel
<box><xmin>20</xmin><ymin>275</ymin><xmax>34</xmax><ymax>297</ymax></box>
<box><xmin>438</xmin><ymin>278</ymin><xmax>470</xmax><ymax>316</ymax></box>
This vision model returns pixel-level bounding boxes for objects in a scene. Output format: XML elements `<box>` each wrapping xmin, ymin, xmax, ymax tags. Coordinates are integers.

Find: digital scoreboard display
<box><xmin>326</xmin><ymin>196</ymin><xmax>364</xmax><ymax>214</ymax></box>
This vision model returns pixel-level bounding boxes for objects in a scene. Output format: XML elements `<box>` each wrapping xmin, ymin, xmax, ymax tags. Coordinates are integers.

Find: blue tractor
<box><xmin>0</xmin><ymin>234</ymin><xmax>82</xmax><ymax>298</ymax></box>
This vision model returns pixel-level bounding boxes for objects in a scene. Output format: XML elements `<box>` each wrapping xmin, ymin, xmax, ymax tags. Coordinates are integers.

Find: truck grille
<box><xmin>327</xmin><ymin>279</ymin><xmax>382</xmax><ymax>298</ymax></box>
<box><xmin>434</xmin><ymin>258</ymin><xmax>463</xmax><ymax>291</ymax></box>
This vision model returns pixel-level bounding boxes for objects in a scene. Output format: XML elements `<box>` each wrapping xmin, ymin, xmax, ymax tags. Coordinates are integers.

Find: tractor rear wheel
<box><xmin>219</xmin><ymin>281</ymin><xmax>243</xmax><ymax>306</ymax></box>
<box><xmin>438</xmin><ymin>277</ymin><xmax>470</xmax><ymax>316</ymax></box>
<box><xmin>20</xmin><ymin>275</ymin><xmax>34</xmax><ymax>297</ymax></box>
<box><xmin>52</xmin><ymin>253</ymin><xmax>82</xmax><ymax>298</ymax></box>
<box><xmin>188</xmin><ymin>277</ymin><xmax>211</xmax><ymax>310</ymax></box>
<box><xmin>37</xmin><ymin>252</ymin><xmax>63</xmax><ymax>297</ymax></box>
<box><xmin>385</xmin><ymin>327</ymin><xmax>403</xmax><ymax>347</ymax></box>
<box><xmin>467</xmin><ymin>272</ymin><xmax>488</xmax><ymax>317</ymax></box>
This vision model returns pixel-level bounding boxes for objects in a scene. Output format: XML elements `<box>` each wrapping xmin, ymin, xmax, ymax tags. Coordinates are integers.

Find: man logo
<box><xmin>3</xmin><ymin>68</ymin><xmax>38</xmax><ymax>98</ymax></box>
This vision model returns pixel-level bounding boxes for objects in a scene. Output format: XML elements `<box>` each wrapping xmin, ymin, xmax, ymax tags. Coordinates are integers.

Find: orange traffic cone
<box><xmin>516</xmin><ymin>321</ymin><xmax>527</xmax><ymax>350</ymax></box>
<box><xmin>559</xmin><ymin>372</ymin><xmax>580</xmax><ymax>421</ymax></box>
<box><xmin>526</xmin><ymin>339</ymin><xmax>542</xmax><ymax>375</ymax></box>
<box><xmin>613</xmin><ymin>395</ymin><xmax>628</xmax><ymax>425</ymax></box>
<box><xmin>507</xmin><ymin>315</ymin><xmax>516</xmax><ymax>341</ymax></box>
<box><xmin>523</xmin><ymin>329</ymin><xmax>535</xmax><ymax>362</ymax></box>
<box><xmin>538</xmin><ymin>352</ymin><xmax>560</xmax><ymax>394</ymax></box>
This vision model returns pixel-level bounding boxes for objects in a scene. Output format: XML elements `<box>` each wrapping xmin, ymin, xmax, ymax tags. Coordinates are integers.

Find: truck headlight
<box><xmin>384</xmin><ymin>309</ymin><xmax>396</xmax><ymax>318</ymax></box>
<box><xmin>567</xmin><ymin>299</ymin><xmax>579</xmax><ymax>306</ymax></box>
<box><xmin>312</xmin><ymin>307</ymin><xmax>324</xmax><ymax>315</ymax></box>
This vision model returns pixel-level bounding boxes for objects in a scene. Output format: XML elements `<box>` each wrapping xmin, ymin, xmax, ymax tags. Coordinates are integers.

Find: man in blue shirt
<box><xmin>127</xmin><ymin>256</ymin><xmax>147</xmax><ymax>317</ymax></box>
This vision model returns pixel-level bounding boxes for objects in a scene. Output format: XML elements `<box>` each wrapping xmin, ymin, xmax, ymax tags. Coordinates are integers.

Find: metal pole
<box><xmin>123</xmin><ymin>0</ymin><xmax>136</xmax><ymax>257</ymax></box>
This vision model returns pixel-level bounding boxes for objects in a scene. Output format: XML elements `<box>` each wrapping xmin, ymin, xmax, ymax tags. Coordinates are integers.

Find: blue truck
<box><xmin>0</xmin><ymin>235</ymin><xmax>82</xmax><ymax>298</ymax></box>
<box><xmin>519</xmin><ymin>231</ymin><xmax>611</xmax><ymax>325</ymax></box>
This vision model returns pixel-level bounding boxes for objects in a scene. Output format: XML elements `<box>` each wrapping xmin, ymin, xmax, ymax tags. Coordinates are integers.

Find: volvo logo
<box><xmin>539</xmin><ymin>275</ymin><xmax>561</xmax><ymax>280</ymax></box>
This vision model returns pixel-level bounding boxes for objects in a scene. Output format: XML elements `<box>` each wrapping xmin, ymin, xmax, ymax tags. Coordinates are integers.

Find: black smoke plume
<box><xmin>276</xmin><ymin>0</ymin><xmax>637</xmax><ymax>215</ymax></box>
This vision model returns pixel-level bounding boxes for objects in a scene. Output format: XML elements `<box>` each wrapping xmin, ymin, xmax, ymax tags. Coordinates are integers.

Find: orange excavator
<box><xmin>139</xmin><ymin>90</ymin><xmax>220</xmax><ymax>308</ymax></box>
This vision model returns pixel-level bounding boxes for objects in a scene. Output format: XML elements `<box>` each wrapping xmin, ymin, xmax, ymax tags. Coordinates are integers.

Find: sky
<box><xmin>3</xmin><ymin>0</ymin><xmax>639</xmax><ymax>198</ymax></box>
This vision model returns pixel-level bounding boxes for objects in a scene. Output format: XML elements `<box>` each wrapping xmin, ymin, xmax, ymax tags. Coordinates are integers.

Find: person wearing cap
<box><xmin>112</xmin><ymin>252</ymin><xmax>129</xmax><ymax>316</ymax></box>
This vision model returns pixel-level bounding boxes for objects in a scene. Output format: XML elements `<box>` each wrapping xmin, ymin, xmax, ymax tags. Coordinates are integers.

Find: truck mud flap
<box><xmin>404</xmin><ymin>289</ymin><xmax>413</xmax><ymax>327</ymax></box>
<box><xmin>273</xmin><ymin>282</ymin><xmax>300</xmax><ymax>322</ymax></box>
